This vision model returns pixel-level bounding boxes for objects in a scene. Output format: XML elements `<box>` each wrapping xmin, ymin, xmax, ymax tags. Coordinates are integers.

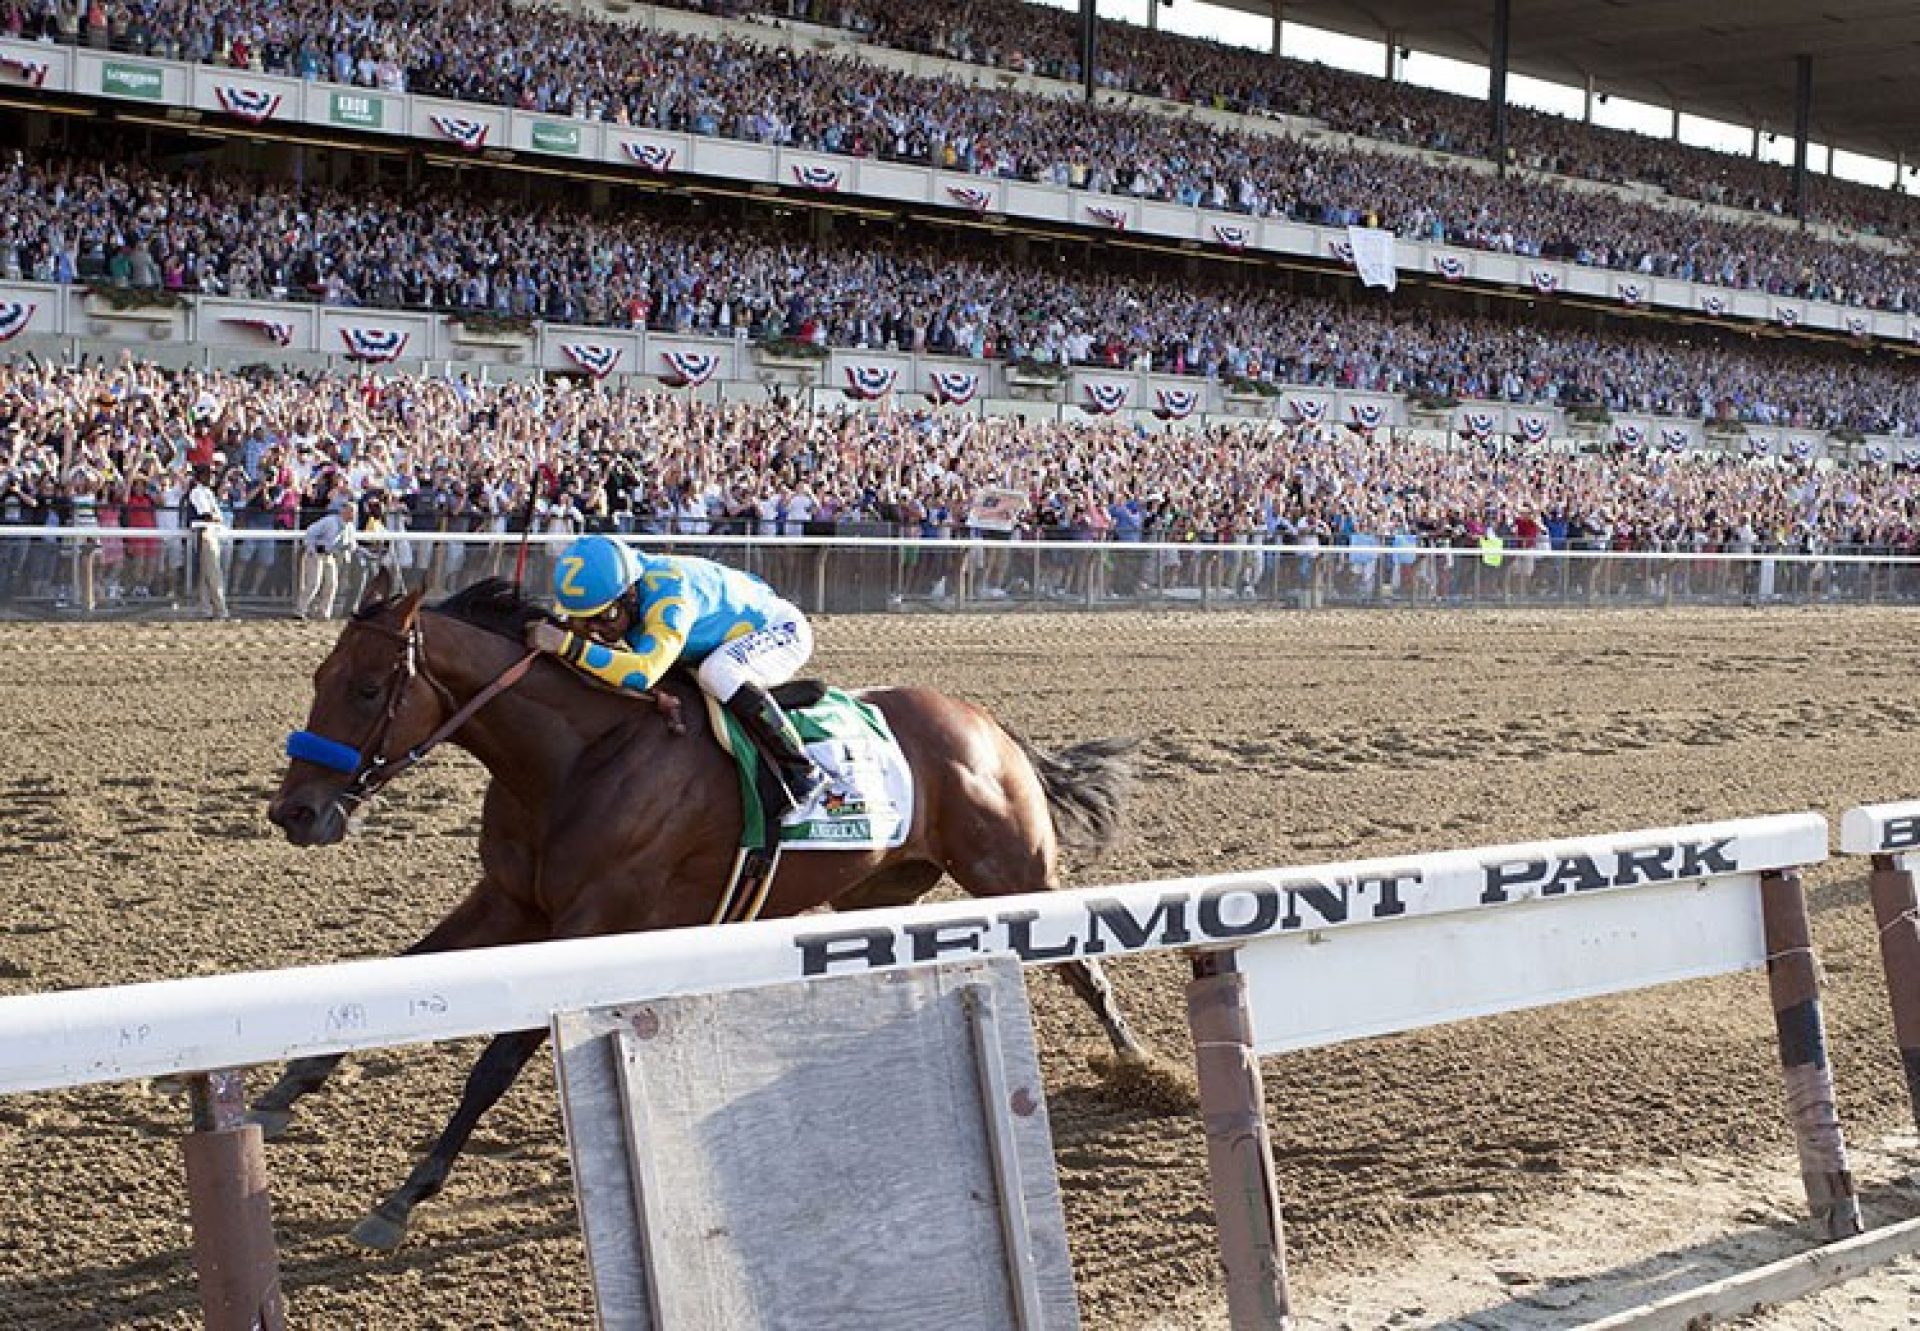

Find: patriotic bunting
<box><xmin>1433</xmin><ymin>254</ymin><xmax>1467</xmax><ymax>281</ymax></box>
<box><xmin>1616</xmin><ymin>281</ymin><xmax>1645</xmax><ymax>307</ymax></box>
<box><xmin>0</xmin><ymin>302</ymin><xmax>35</xmax><ymax>341</ymax></box>
<box><xmin>843</xmin><ymin>365</ymin><xmax>899</xmax><ymax>400</ymax></box>
<box><xmin>1612</xmin><ymin>422</ymin><xmax>1646</xmax><ymax>448</ymax></box>
<box><xmin>1085</xmin><ymin>205</ymin><xmax>1129</xmax><ymax>231</ymax></box>
<box><xmin>945</xmin><ymin>185</ymin><xmax>993</xmax><ymax>213</ymax></box>
<box><xmin>1082</xmin><ymin>382</ymin><xmax>1131</xmax><ymax>415</ymax></box>
<box><xmin>1790</xmin><ymin>437</ymin><xmax>1815</xmax><ymax>460</ymax></box>
<box><xmin>214</xmin><ymin>87</ymin><xmax>283</xmax><ymax>124</ymax></box>
<box><xmin>430</xmin><ymin>115</ymin><xmax>490</xmax><ymax>151</ymax></box>
<box><xmin>339</xmin><ymin>327</ymin><xmax>410</xmax><ymax>363</ymax></box>
<box><xmin>1660</xmin><ymin>426</ymin><xmax>1690</xmax><ymax>453</ymax></box>
<box><xmin>1775</xmin><ymin>305</ymin><xmax>1801</xmax><ymax>328</ymax></box>
<box><xmin>1903</xmin><ymin>446</ymin><xmax>1920</xmax><ymax>468</ymax></box>
<box><xmin>926</xmin><ymin>370</ymin><xmax>980</xmax><ymax>405</ymax></box>
<box><xmin>1328</xmin><ymin>237</ymin><xmax>1355</xmax><ymax>263</ymax></box>
<box><xmin>791</xmin><ymin>164</ymin><xmax>843</xmax><ymax>191</ymax></box>
<box><xmin>224</xmin><ymin>317</ymin><xmax>295</xmax><ymax>347</ymax></box>
<box><xmin>1289</xmin><ymin>397</ymin><xmax>1328</xmax><ymax>424</ymax></box>
<box><xmin>1700</xmin><ymin>293</ymin><xmax>1728</xmax><ymax>317</ymax></box>
<box><xmin>623</xmin><ymin>142</ymin><xmax>677</xmax><ymax>173</ymax></box>
<box><xmin>1745</xmin><ymin>434</ymin><xmax>1773</xmax><ymax>457</ymax></box>
<box><xmin>1866</xmin><ymin>443</ymin><xmax>1889</xmax><ymax>463</ymax></box>
<box><xmin>1348</xmin><ymin>401</ymin><xmax>1386</xmax><ymax>433</ymax></box>
<box><xmin>1512</xmin><ymin>413</ymin><xmax>1552</xmax><ymax>444</ymax></box>
<box><xmin>561</xmin><ymin>344</ymin><xmax>623</xmax><ymax>379</ymax></box>
<box><xmin>660</xmin><ymin>349</ymin><xmax>719</xmax><ymax>387</ymax></box>
<box><xmin>1846</xmin><ymin>314</ymin><xmax>1871</xmax><ymax>339</ymax></box>
<box><xmin>0</xmin><ymin>54</ymin><xmax>50</xmax><ymax>87</ymax></box>
<box><xmin>1528</xmin><ymin>268</ymin><xmax>1560</xmax><ymax>295</ymax></box>
<box><xmin>1211</xmin><ymin>223</ymin><xmax>1250</xmax><ymax>251</ymax></box>
<box><xmin>1460</xmin><ymin>410</ymin><xmax>1497</xmax><ymax>441</ymax></box>
<box><xmin>1154</xmin><ymin>387</ymin><xmax>1200</xmax><ymax>420</ymax></box>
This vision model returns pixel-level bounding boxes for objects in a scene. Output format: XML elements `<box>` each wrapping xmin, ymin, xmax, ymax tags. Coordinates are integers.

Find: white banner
<box><xmin>1346</xmin><ymin>226</ymin><xmax>1398</xmax><ymax>292</ymax></box>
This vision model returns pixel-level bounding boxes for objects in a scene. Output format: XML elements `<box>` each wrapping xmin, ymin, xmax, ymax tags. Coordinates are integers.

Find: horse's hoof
<box><xmin>349</xmin><ymin>1207</ymin><xmax>409</xmax><ymax>1253</ymax></box>
<box><xmin>248</xmin><ymin>1106</ymin><xmax>294</xmax><ymax>1140</ymax></box>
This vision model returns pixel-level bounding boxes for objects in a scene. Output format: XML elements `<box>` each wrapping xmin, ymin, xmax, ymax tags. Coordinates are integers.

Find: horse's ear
<box><xmin>357</xmin><ymin>566</ymin><xmax>394</xmax><ymax>612</ymax></box>
<box><xmin>395</xmin><ymin>586</ymin><xmax>427</xmax><ymax>627</ymax></box>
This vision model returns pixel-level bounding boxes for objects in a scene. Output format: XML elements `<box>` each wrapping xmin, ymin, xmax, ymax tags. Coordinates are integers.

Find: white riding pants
<box><xmin>695</xmin><ymin>603</ymin><xmax>814</xmax><ymax>703</ymax></box>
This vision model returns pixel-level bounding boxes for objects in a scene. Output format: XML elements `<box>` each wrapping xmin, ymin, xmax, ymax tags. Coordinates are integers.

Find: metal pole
<box><xmin>1188</xmin><ymin>950</ymin><xmax>1290</xmax><ymax>1329</ymax></box>
<box><xmin>1867</xmin><ymin>854</ymin><xmax>1920</xmax><ymax>1131</ymax></box>
<box><xmin>181</xmin><ymin>1070</ymin><xmax>287</xmax><ymax>1331</ymax></box>
<box><xmin>1489</xmin><ymin>0</ymin><xmax>1511</xmax><ymax>176</ymax></box>
<box><xmin>1080</xmin><ymin>0</ymin><xmax>1096</xmax><ymax>103</ymax></box>
<box><xmin>1759</xmin><ymin>869</ymin><xmax>1861</xmax><ymax>1240</ymax></box>
<box><xmin>1791</xmin><ymin>54</ymin><xmax>1813</xmax><ymax>223</ymax></box>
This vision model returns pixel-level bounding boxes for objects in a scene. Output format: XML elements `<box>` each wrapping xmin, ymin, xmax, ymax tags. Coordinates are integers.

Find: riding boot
<box><xmin>725</xmin><ymin>683</ymin><xmax>827</xmax><ymax>814</ymax></box>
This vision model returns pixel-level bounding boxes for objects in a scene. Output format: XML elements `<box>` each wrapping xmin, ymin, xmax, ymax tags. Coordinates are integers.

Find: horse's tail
<box><xmin>1016</xmin><ymin>734</ymin><xmax>1138</xmax><ymax>856</ymax></box>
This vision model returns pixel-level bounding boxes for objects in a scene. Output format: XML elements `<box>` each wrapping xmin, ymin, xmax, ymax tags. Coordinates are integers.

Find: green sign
<box><xmin>101</xmin><ymin>61</ymin><xmax>164</xmax><ymax>101</ymax></box>
<box><xmin>531</xmin><ymin>122</ymin><xmax>581</xmax><ymax>154</ymax></box>
<box><xmin>328</xmin><ymin>91</ymin><xmax>384</xmax><ymax>129</ymax></box>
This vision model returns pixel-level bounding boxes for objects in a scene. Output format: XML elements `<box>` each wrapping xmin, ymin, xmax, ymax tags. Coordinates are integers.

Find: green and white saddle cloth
<box><xmin>712</xmin><ymin>687</ymin><xmax>914</xmax><ymax>851</ymax></box>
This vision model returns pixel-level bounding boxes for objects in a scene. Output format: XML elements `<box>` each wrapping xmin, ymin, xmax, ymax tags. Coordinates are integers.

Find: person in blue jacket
<box><xmin>526</xmin><ymin>533</ymin><xmax>826</xmax><ymax>812</ymax></box>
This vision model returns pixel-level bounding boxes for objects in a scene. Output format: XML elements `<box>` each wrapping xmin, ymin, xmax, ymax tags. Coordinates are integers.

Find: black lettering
<box><xmin>1198</xmin><ymin>884</ymin><xmax>1281</xmax><ymax>939</ymax></box>
<box><xmin>1001</xmin><ymin>910</ymin><xmax>1081</xmax><ymax>962</ymax></box>
<box><xmin>905</xmin><ymin>918</ymin><xmax>992</xmax><ymax>963</ymax></box>
<box><xmin>1359</xmin><ymin>869</ymin><xmax>1420</xmax><ymax>918</ymax></box>
<box><xmin>1612</xmin><ymin>845</ymin><xmax>1676</xmax><ymax>887</ymax></box>
<box><xmin>1545</xmin><ymin>854</ymin><xmax>1609</xmax><ymax>895</ymax></box>
<box><xmin>1280</xmin><ymin>880</ymin><xmax>1348</xmax><ymax>929</ymax></box>
<box><xmin>795</xmin><ymin>927</ymin><xmax>896</xmax><ymax>976</ymax></box>
<box><xmin>1677</xmin><ymin>838</ymin><xmax>1739</xmax><ymax>878</ymax></box>
<box><xmin>1084</xmin><ymin>895</ymin><xmax>1191</xmax><ymax>955</ymax></box>
<box><xmin>1884</xmin><ymin>817</ymin><xmax>1920</xmax><ymax>852</ymax></box>
<box><xmin>1482</xmin><ymin>857</ymin><xmax>1547</xmax><ymax>904</ymax></box>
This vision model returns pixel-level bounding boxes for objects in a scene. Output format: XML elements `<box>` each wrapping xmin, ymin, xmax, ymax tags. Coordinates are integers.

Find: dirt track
<box><xmin>3</xmin><ymin>607</ymin><xmax>1920</xmax><ymax>1329</ymax></box>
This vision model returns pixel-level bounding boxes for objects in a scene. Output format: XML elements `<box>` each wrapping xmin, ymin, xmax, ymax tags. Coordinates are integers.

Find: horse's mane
<box><xmin>429</xmin><ymin>578</ymin><xmax>552</xmax><ymax>640</ymax></box>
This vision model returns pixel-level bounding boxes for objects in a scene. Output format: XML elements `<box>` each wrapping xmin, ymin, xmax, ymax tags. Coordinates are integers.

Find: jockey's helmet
<box><xmin>553</xmin><ymin>533</ymin><xmax>639</xmax><ymax>617</ymax></box>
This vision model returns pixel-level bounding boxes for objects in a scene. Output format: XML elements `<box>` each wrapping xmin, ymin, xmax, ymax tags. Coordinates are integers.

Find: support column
<box><xmin>1080</xmin><ymin>0</ymin><xmax>1096</xmax><ymax>103</ymax></box>
<box><xmin>1760</xmin><ymin>869</ymin><xmax>1861</xmax><ymax>1241</ymax></box>
<box><xmin>181</xmin><ymin>1070</ymin><xmax>287</xmax><ymax>1331</ymax></box>
<box><xmin>1867</xmin><ymin>854</ymin><xmax>1920</xmax><ymax>1131</ymax></box>
<box><xmin>1752</xmin><ymin>124</ymin><xmax>1763</xmax><ymax>160</ymax></box>
<box><xmin>1670</xmin><ymin>102</ymin><xmax>1682</xmax><ymax>142</ymax></box>
<box><xmin>1582</xmin><ymin>74</ymin><xmax>1595</xmax><ymax>124</ymax></box>
<box><xmin>1188</xmin><ymin>950</ymin><xmax>1289</xmax><ymax>1330</ymax></box>
<box><xmin>1383</xmin><ymin>31</ymin><xmax>1397</xmax><ymax>82</ymax></box>
<box><xmin>1489</xmin><ymin>0</ymin><xmax>1512</xmax><ymax>175</ymax></box>
<box><xmin>1791</xmin><ymin>53</ymin><xmax>1813</xmax><ymax>223</ymax></box>
<box><xmin>1270</xmin><ymin>0</ymin><xmax>1283</xmax><ymax>62</ymax></box>
<box><xmin>1148</xmin><ymin>0</ymin><xmax>1159</xmax><ymax>32</ymax></box>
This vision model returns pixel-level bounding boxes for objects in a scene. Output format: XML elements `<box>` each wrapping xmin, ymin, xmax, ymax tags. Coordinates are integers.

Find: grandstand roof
<box><xmin>1237</xmin><ymin>0</ymin><xmax>1920</xmax><ymax>167</ymax></box>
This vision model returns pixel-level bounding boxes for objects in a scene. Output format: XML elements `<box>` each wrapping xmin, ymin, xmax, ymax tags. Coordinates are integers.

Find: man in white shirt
<box><xmin>297</xmin><ymin>501</ymin><xmax>356</xmax><ymax>621</ymax></box>
<box><xmin>183</xmin><ymin>465</ymin><xmax>229</xmax><ymax>619</ymax></box>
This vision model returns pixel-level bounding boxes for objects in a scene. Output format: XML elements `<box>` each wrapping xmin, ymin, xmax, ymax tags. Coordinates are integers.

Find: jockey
<box><xmin>527</xmin><ymin>533</ymin><xmax>827</xmax><ymax>812</ymax></box>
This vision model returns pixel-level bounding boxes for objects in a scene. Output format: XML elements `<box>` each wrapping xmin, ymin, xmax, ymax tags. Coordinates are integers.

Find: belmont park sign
<box><xmin>793</xmin><ymin>816</ymin><xmax>1818</xmax><ymax>976</ymax></box>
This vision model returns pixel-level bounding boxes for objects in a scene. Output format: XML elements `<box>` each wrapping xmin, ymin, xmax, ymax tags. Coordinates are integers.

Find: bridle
<box><xmin>285</xmin><ymin>616</ymin><xmax>539</xmax><ymax>813</ymax></box>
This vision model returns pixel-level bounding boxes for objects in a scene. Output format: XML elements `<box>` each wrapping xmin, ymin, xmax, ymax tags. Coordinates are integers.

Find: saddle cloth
<box><xmin>707</xmin><ymin>685</ymin><xmax>914</xmax><ymax>852</ymax></box>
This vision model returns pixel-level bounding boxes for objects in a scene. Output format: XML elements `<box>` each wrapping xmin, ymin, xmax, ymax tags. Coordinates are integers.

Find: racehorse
<box><xmin>261</xmin><ymin>571</ymin><xmax>1149</xmax><ymax>1250</ymax></box>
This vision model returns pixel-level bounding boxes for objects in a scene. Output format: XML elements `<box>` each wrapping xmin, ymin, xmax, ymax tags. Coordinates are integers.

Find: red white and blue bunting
<box><xmin>1528</xmin><ymin>268</ymin><xmax>1560</xmax><ymax>295</ymax></box>
<box><xmin>1616</xmin><ymin>280</ymin><xmax>1646</xmax><ymax>307</ymax></box>
<box><xmin>926</xmin><ymin>370</ymin><xmax>981</xmax><ymax>405</ymax></box>
<box><xmin>791</xmin><ymin>164</ymin><xmax>843</xmax><ymax>192</ymax></box>
<box><xmin>1846</xmin><ymin>314</ymin><xmax>1871</xmax><ymax>339</ymax></box>
<box><xmin>1700</xmin><ymin>293</ymin><xmax>1728</xmax><ymax>317</ymax></box>
<box><xmin>1154</xmin><ymin>387</ymin><xmax>1200</xmax><ymax>420</ymax></box>
<box><xmin>1081</xmin><ymin>381</ymin><xmax>1131</xmax><ymax>415</ymax></box>
<box><xmin>945</xmin><ymin>185</ymin><xmax>993</xmax><ymax>213</ymax></box>
<box><xmin>224</xmin><ymin>317</ymin><xmax>294</xmax><ymax>347</ymax></box>
<box><xmin>1085</xmin><ymin>205</ymin><xmax>1129</xmax><ymax>231</ymax></box>
<box><xmin>1327</xmin><ymin>237</ymin><xmax>1355</xmax><ymax>263</ymax></box>
<box><xmin>1459</xmin><ymin>410</ymin><xmax>1498</xmax><ymax>441</ymax></box>
<box><xmin>1775</xmin><ymin>305</ymin><xmax>1802</xmax><ymax>328</ymax></box>
<box><xmin>430</xmin><ymin>115</ymin><xmax>491</xmax><ymax>151</ymax></box>
<box><xmin>623</xmin><ymin>142</ymin><xmax>677</xmax><ymax>173</ymax></box>
<box><xmin>1289</xmin><ymin>397</ymin><xmax>1328</xmax><ymax>425</ymax></box>
<box><xmin>561</xmin><ymin>344</ymin><xmax>623</xmax><ymax>379</ymax></box>
<box><xmin>1211</xmin><ymin>223</ymin><xmax>1251</xmax><ymax>251</ymax></box>
<box><xmin>1789</xmin><ymin>436</ymin><xmax>1817</xmax><ymax>460</ymax></box>
<box><xmin>842</xmin><ymin>364</ymin><xmax>899</xmax><ymax>400</ymax></box>
<box><xmin>1660</xmin><ymin>426</ymin><xmax>1690</xmax><ymax>452</ymax></box>
<box><xmin>214</xmin><ymin>86</ymin><xmax>283</xmax><ymax>125</ymax></box>
<box><xmin>1512</xmin><ymin>412</ymin><xmax>1552</xmax><ymax>444</ymax></box>
<box><xmin>1865</xmin><ymin>442</ymin><xmax>1889</xmax><ymax>463</ymax></box>
<box><xmin>1745</xmin><ymin>434</ymin><xmax>1773</xmax><ymax>457</ymax></box>
<box><xmin>660</xmin><ymin>350</ymin><xmax>719</xmax><ymax>387</ymax></box>
<box><xmin>339</xmin><ymin>327</ymin><xmax>410</xmax><ymax>363</ymax></box>
<box><xmin>1432</xmin><ymin>254</ymin><xmax>1467</xmax><ymax>282</ymax></box>
<box><xmin>0</xmin><ymin>302</ymin><xmax>35</xmax><ymax>341</ymax></box>
<box><xmin>1348</xmin><ymin>401</ymin><xmax>1386</xmax><ymax>433</ymax></box>
<box><xmin>0</xmin><ymin>54</ymin><xmax>50</xmax><ymax>87</ymax></box>
<box><xmin>1613</xmin><ymin>422</ymin><xmax>1646</xmax><ymax>449</ymax></box>
<box><xmin>1903</xmin><ymin>446</ymin><xmax>1920</xmax><ymax>468</ymax></box>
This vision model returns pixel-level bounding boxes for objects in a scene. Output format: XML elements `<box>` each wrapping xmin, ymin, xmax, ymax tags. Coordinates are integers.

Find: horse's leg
<box><xmin>250</xmin><ymin>886</ymin><xmax>542</xmax><ymax>1136</ymax></box>
<box><xmin>348</xmin><ymin>1026</ymin><xmax>548</xmax><ymax>1252</ymax></box>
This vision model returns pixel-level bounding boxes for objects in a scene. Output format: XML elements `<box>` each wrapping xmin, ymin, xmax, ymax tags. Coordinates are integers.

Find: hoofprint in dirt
<box><xmin>5</xmin><ymin>607</ymin><xmax>1920</xmax><ymax>1329</ymax></box>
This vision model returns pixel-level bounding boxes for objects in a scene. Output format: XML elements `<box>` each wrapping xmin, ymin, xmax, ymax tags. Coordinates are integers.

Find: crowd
<box><xmin>4</xmin><ymin>0</ymin><xmax>1918</xmax><ymax>305</ymax></box>
<box><xmin>8</xmin><ymin>152</ymin><xmax>1920</xmax><ymax>435</ymax></box>
<box><xmin>5</xmin><ymin>356</ymin><xmax>1920</xmax><ymax>616</ymax></box>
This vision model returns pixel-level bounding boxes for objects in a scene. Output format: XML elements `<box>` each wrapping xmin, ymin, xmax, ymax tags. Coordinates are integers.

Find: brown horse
<box><xmin>261</xmin><ymin>572</ymin><xmax>1148</xmax><ymax>1250</ymax></box>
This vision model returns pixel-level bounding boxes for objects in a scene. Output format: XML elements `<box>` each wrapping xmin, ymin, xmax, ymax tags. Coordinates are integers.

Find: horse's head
<box><xmin>268</xmin><ymin>569</ymin><xmax>446</xmax><ymax>846</ymax></box>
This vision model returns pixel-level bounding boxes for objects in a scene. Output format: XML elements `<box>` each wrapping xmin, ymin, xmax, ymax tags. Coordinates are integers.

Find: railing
<box><xmin>2</xmin><ymin>529</ymin><xmax>1919</xmax><ymax>620</ymax></box>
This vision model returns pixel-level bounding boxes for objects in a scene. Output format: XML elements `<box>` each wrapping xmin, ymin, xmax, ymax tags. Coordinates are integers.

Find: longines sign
<box><xmin>794</xmin><ymin>815</ymin><xmax>1825</xmax><ymax>977</ymax></box>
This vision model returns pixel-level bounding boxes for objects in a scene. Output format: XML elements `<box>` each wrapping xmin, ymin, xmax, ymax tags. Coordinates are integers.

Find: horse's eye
<box><xmin>353</xmin><ymin>680</ymin><xmax>384</xmax><ymax>703</ymax></box>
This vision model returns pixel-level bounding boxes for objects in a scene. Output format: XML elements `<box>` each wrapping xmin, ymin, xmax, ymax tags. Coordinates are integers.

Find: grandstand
<box><xmin>2</xmin><ymin>0</ymin><xmax>1920</xmax><ymax>607</ymax></box>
